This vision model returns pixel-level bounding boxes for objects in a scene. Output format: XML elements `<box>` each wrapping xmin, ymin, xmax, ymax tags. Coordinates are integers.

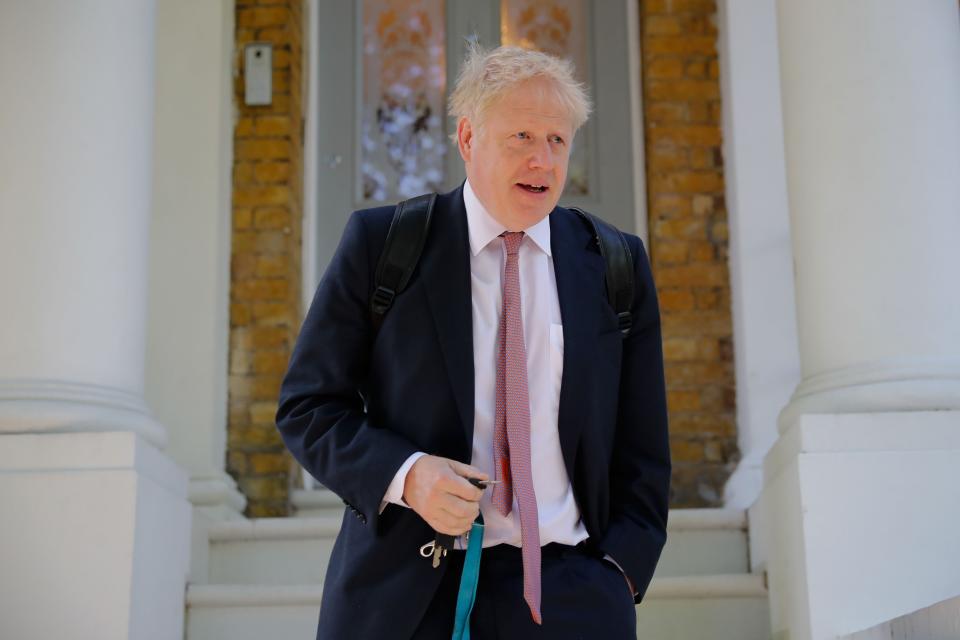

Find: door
<box><xmin>312</xmin><ymin>0</ymin><xmax>644</xmax><ymax>288</ymax></box>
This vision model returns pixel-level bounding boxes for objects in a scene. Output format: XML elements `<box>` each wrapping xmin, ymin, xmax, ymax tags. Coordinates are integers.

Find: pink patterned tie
<box><xmin>491</xmin><ymin>231</ymin><xmax>542</xmax><ymax>625</ymax></box>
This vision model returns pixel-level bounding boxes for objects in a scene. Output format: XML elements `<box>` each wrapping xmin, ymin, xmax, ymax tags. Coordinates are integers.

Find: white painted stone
<box><xmin>773</xmin><ymin>0</ymin><xmax>960</xmax><ymax>429</ymax></box>
<box><xmin>0</xmin><ymin>0</ymin><xmax>166</xmax><ymax>447</ymax></box>
<box><xmin>716</xmin><ymin>0</ymin><xmax>802</xmax><ymax>509</ymax></box>
<box><xmin>147</xmin><ymin>0</ymin><xmax>245</xmax><ymax>521</ymax></box>
<box><xmin>0</xmin><ymin>432</ymin><xmax>191</xmax><ymax>640</ymax></box>
<box><xmin>754</xmin><ymin>412</ymin><xmax>960</xmax><ymax>639</ymax></box>
<box><xmin>844</xmin><ymin>594</ymin><xmax>960</xmax><ymax>640</ymax></box>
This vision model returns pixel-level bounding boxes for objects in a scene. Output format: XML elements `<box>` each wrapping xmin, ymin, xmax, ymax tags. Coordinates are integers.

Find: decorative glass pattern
<box><xmin>501</xmin><ymin>0</ymin><xmax>590</xmax><ymax>196</ymax></box>
<box><xmin>361</xmin><ymin>0</ymin><xmax>447</xmax><ymax>201</ymax></box>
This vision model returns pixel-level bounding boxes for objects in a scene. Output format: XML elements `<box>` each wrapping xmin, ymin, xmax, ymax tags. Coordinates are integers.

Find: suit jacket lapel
<box><xmin>551</xmin><ymin>208</ymin><xmax>606</xmax><ymax>482</ymax></box>
<box><xmin>420</xmin><ymin>185</ymin><xmax>476</xmax><ymax>454</ymax></box>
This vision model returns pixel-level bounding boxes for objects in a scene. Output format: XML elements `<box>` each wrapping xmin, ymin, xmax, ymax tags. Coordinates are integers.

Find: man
<box><xmin>276</xmin><ymin>45</ymin><xmax>671</xmax><ymax>639</ymax></box>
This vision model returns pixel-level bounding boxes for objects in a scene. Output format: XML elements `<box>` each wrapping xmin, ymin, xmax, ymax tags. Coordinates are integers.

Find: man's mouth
<box><xmin>516</xmin><ymin>182</ymin><xmax>549</xmax><ymax>193</ymax></box>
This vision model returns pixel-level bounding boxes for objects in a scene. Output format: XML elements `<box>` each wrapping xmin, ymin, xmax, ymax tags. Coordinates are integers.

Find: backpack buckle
<box><xmin>371</xmin><ymin>286</ymin><xmax>396</xmax><ymax>315</ymax></box>
<box><xmin>617</xmin><ymin>311</ymin><xmax>632</xmax><ymax>336</ymax></box>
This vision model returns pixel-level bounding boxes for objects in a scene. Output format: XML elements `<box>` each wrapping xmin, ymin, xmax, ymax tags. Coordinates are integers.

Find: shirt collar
<box><xmin>463</xmin><ymin>179</ymin><xmax>553</xmax><ymax>257</ymax></box>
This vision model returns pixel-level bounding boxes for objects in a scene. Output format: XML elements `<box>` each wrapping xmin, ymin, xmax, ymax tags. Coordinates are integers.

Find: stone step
<box><xmin>185</xmin><ymin>575</ymin><xmax>770</xmax><ymax>640</ymax></box>
<box><xmin>205</xmin><ymin>508</ymin><xmax>749</xmax><ymax>585</ymax></box>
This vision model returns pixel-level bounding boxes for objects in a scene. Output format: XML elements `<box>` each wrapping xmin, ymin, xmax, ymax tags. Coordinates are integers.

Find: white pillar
<box><xmin>716</xmin><ymin>0</ymin><xmax>801</xmax><ymax>509</ymax></box>
<box><xmin>0</xmin><ymin>2</ymin><xmax>191</xmax><ymax>639</ymax></box>
<box><xmin>148</xmin><ymin>0</ymin><xmax>246</xmax><ymax>584</ymax></box>
<box><xmin>754</xmin><ymin>1</ymin><xmax>960</xmax><ymax>638</ymax></box>
<box><xmin>775</xmin><ymin>0</ymin><xmax>960</xmax><ymax>427</ymax></box>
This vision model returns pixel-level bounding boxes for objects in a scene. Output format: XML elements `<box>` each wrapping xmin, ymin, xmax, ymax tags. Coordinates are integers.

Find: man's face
<box><xmin>457</xmin><ymin>77</ymin><xmax>574</xmax><ymax>231</ymax></box>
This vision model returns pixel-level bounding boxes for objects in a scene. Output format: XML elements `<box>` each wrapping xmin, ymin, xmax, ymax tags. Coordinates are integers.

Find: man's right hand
<box><xmin>402</xmin><ymin>455</ymin><xmax>488</xmax><ymax>535</ymax></box>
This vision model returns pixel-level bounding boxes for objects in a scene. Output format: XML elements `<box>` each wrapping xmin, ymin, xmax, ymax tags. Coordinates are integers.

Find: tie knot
<box><xmin>501</xmin><ymin>231</ymin><xmax>524</xmax><ymax>256</ymax></box>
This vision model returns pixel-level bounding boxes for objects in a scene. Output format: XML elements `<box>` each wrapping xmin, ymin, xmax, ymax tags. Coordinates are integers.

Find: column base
<box><xmin>722</xmin><ymin>452</ymin><xmax>764</xmax><ymax>509</ymax></box>
<box><xmin>0</xmin><ymin>379</ymin><xmax>168</xmax><ymax>447</ymax></box>
<box><xmin>0</xmin><ymin>431</ymin><xmax>191</xmax><ymax>640</ymax></box>
<box><xmin>777</xmin><ymin>360</ymin><xmax>960</xmax><ymax>434</ymax></box>
<box><xmin>751</xmin><ymin>411</ymin><xmax>960</xmax><ymax>640</ymax></box>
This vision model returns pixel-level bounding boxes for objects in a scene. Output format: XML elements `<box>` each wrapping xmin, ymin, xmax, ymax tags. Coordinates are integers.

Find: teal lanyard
<box><xmin>451</xmin><ymin>517</ymin><xmax>485</xmax><ymax>640</ymax></box>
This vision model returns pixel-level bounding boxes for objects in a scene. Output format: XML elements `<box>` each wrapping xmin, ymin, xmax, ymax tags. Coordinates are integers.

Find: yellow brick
<box><xmin>233</xmin><ymin>278</ymin><xmax>290</xmax><ymax>301</ymax></box>
<box><xmin>252</xmin><ymin>351</ymin><xmax>290</xmax><ymax>375</ymax></box>
<box><xmin>656</xmin><ymin>263</ymin><xmax>727</xmax><ymax>287</ymax></box>
<box><xmin>233</xmin><ymin>185</ymin><xmax>291</xmax><ymax>207</ymax></box>
<box><xmin>690</xmin><ymin>241</ymin><xmax>716</xmax><ymax>262</ymax></box>
<box><xmin>254</xmin><ymin>206</ymin><xmax>291</xmax><ymax>229</ymax></box>
<box><xmin>235</xmin><ymin>118</ymin><xmax>255</xmax><ymax>137</ymax></box>
<box><xmin>688</xmin><ymin>101</ymin><xmax>710</xmax><ymax>123</ymax></box>
<box><xmin>237</xmin><ymin>7</ymin><xmax>289</xmax><ymax>28</ymax></box>
<box><xmin>232</xmin><ymin>253</ymin><xmax>257</xmax><ymax>280</ymax></box>
<box><xmin>233</xmin><ymin>207</ymin><xmax>253</xmax><ymax>230</ymax></box>
<box><xmin>647</xmin><ymin>102</ymin><xmax>688</xmax><ymax>124</ymax></box>
<box><xmin>649</xmin><ymin>171</ymin><xmax>724</xmax><ymax>194</ymax></box>
<box><xmin>648</xmin><ymin>144</ymin><xmax>689</xmax><ymax>171</ymax></box>
<box><xmin>231</xmin><ymin>303</ymin><xmax>252</xmax><ymax>327</ymax></box>
<box><xmin>249</xmin><ymin>452</ymin><xmax>290</xmax><ymax>475</ymax></box>
<box><xmin>685</xmin><ymin>60</ymin><xmax>707</xmax><ymax>78</ymax></box>
<box><xmin>690</xmin><ymin>147</ymin><xmax>717</xmax><ymax>170</ymax></box>
<box><xmin>645</xmin><ymin>15</ymin><xmax>683</xmax><ymax>36</ymax></box>
<box><xmin>253</xmin><ymin>116</ymin><xmax>291</xmax><ymax>137</ymax></box>
<box><xmin>644</xmin><ymin>36</ymin><xmax>716</xmax><ymax>56</ymax></box>
<box><xmin>669</xmin><ymin>413</ymin><xmax>735</xmax><ymax>436</ymax></box>
<box><xmin>648</xmin><ymin>57</ymin><xmax>684</xmax><ymax>79</ymax></box>
<box><xmin>654</xmin><ymin>217</ymin><xmax>707</xmax><ymax>240</ymax></box>
<box><xmin>249</xmin><ymin>400</ymin><xmax>279</xmax><ymax>425</ymax></box>
<box><xmin>655</xmin><ymin>243</ymin><xmax>690</xmax><ymax>267</ymax></box>
<box><xmin>651</xmin><ymin>194</ymin><xmax>693</xmax><ymax>218</ymax></box>
<box><xmin>230</xmin><ymin>348</ymin><xmax>251</xmax><ymax>374</ymax></box>
<box><xmin>254</xmin><ymin>161</ymin><xmax>292</xmax><ymax>183</ymax></box>
<box><xmin>667</xmin><ymin>389</ymin><xmax>701</xmax><ymax>412</ymax></box>
<box><xmin>250</xmin><ymin>326</ymin><xmax>289</xmax><ymax>349</ymax></box>
<box><xmin>252</xmin><ymin>302</ymin><xmax>293</xmax><ymax>325</ymax></box>
<box><xmin>647</xmin><ymin>124</ymin><xmax>721</xmax><ymax>147</ymax></box>
<box><xmin>250</xmin><ymin>374</ymin><xmax>283</xmax><ymax>400</ymax></box>
<box><xmin>672</xmin><ymin>439</ymin><xmax>705</xmax><ymax>463</ymax></box>
<box><xmin>235</xmin><ymin>139</ymin><xmax>292</xmax><ymax>161</ymax></box>
<box><xmin>661</xmin><ymin>311</ymin><xmax>732</xmax><ymax>337</ymax></box>
<box><xmin>256</xmin><ymin>255</ymin><xmax>287</xmax><ymax>277</ymax></box>
<box><xmin>709</xmin><ymin>220</ymin><xmax>729</xmax><ymax>242</ymax></box>
<box><xmin>663</xmin><ymin>337</ymin><xmax>699</xmax><ymax>361</ymax></box>
<box><xmin>658</xmin><ymin>288</ymin><xmax>696</xmax><ymax>312</ymax></box>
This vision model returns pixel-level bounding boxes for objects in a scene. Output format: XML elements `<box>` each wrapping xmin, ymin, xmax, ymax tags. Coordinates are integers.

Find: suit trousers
<box><xmin>410</xmin><ymin>542</ymin><xmax>637</xmax><ymax>640</ymax></box>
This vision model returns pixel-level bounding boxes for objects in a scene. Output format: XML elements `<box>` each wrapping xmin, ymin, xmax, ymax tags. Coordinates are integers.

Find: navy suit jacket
<box><xmin>276</xmin><ymin>183</ymin><xmax>671</xmax><ymax>639</ymax></box>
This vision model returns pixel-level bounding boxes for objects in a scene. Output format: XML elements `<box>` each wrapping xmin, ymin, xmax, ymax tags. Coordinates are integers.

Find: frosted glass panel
<box><xmin>361</xmin><ymin>0</ymin><xmax>447</xmax><ymax>201</ymax></box>
<box><xmin>501</xmin><ymin>0</ymin><xmax>590</xmax><ymax>196</ymax></box>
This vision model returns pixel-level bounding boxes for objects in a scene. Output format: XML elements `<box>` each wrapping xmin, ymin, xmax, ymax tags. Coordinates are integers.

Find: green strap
<box><xmin>451</xmin><ymin>519</ymin><xmax>485</xmax><ymax>640</ymax></box>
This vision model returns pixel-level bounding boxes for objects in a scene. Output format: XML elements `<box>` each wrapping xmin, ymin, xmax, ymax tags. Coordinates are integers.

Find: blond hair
<box><xmin>447</xmin><ymin>44</ymin><xmax>592</xmax><ymax>142</ymax></box>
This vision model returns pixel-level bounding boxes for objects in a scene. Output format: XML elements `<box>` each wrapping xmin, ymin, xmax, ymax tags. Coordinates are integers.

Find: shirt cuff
<box><xmin>603</xmin><ymin>553</ymin><xmax>637</xmax><ymax>596</ymax></box>
<box><xmin>378</xmin><ymin>451</ymin><xmax>427</xmax><ymax>515</ymax></box>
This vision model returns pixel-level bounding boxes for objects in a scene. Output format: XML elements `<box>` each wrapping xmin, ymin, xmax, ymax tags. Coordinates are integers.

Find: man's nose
<box><xmin>527</xmin><ymin>139</ymin><xmax>555</xmax><ymax>170</ymax></box>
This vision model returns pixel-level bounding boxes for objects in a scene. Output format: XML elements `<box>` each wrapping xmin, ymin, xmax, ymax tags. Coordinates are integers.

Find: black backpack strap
<box><xmin>371</xmin><ymin>193</ymin><xmax>437</xmax><ymax>332</ymax></box>
<box><xmin>569</xmin><ymin>207</ymin><xmax>635</xmax><ymax>337</ymax></box>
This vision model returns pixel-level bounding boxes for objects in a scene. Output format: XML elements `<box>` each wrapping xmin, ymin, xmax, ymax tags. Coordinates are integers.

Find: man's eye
<box><xmin>551</xmin><ymin>135</ymin><xmax>565</xmax><ymax>144</ymax></box>
<box><xmin>515</xmin><ymin>132</ymin><xmax>529</xmax><ymax>139</ymax></box>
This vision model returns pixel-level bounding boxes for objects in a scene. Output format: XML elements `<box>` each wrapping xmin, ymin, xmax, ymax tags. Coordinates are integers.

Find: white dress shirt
<box><xmin>380</xmin><ymin>179</ymin><xmax>588</xmax><ymax>551</ymax></box>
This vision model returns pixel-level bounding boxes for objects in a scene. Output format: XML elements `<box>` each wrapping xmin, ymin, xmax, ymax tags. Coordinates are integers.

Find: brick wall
<box><xmin>228</xmin><ymin>0</ymin><xmax>306</xmax><ymax>517</ymax></box>
<box><xmin>641</xmin><ymin>0</ymin><xmax>738</xmax><ymax>507</ymax></box>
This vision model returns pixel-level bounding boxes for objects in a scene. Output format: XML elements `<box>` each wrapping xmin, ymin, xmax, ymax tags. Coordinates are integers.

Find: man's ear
<box><xmin>456</xmin><ymin>117</ymin><xmax>473</xmax><ymax>164</ymax></box>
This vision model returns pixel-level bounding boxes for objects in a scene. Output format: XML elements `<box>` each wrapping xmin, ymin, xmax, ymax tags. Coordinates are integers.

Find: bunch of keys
<box><xmin>419</xmin><ymin>477</ymin><xmax>499</xmax><ymax>568</ymax></box>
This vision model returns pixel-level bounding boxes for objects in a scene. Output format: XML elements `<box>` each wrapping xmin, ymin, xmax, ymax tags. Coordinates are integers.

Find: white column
<box><xmin>716</xmin><ymin>0</ymin><xmax>801</xmax><ymax>509</ymax></box>
<box><xmin>775</xmin><ymin>0</ymin><xmax>960</xmax><ymax>427</ymax></box>
<box><xmin>753</xmin><ymin>1</ymin><xmax>960</xmax><ymax>638</ymax></box>
<box><xmin>149</xmin><ymin>0</ymin><xmax>245</xmax><ymax>514</ymax></box>
<box><xmin>0</xmin><ymin>2</ymin><xmax>191</xmax><ymax>639</ymax></box>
